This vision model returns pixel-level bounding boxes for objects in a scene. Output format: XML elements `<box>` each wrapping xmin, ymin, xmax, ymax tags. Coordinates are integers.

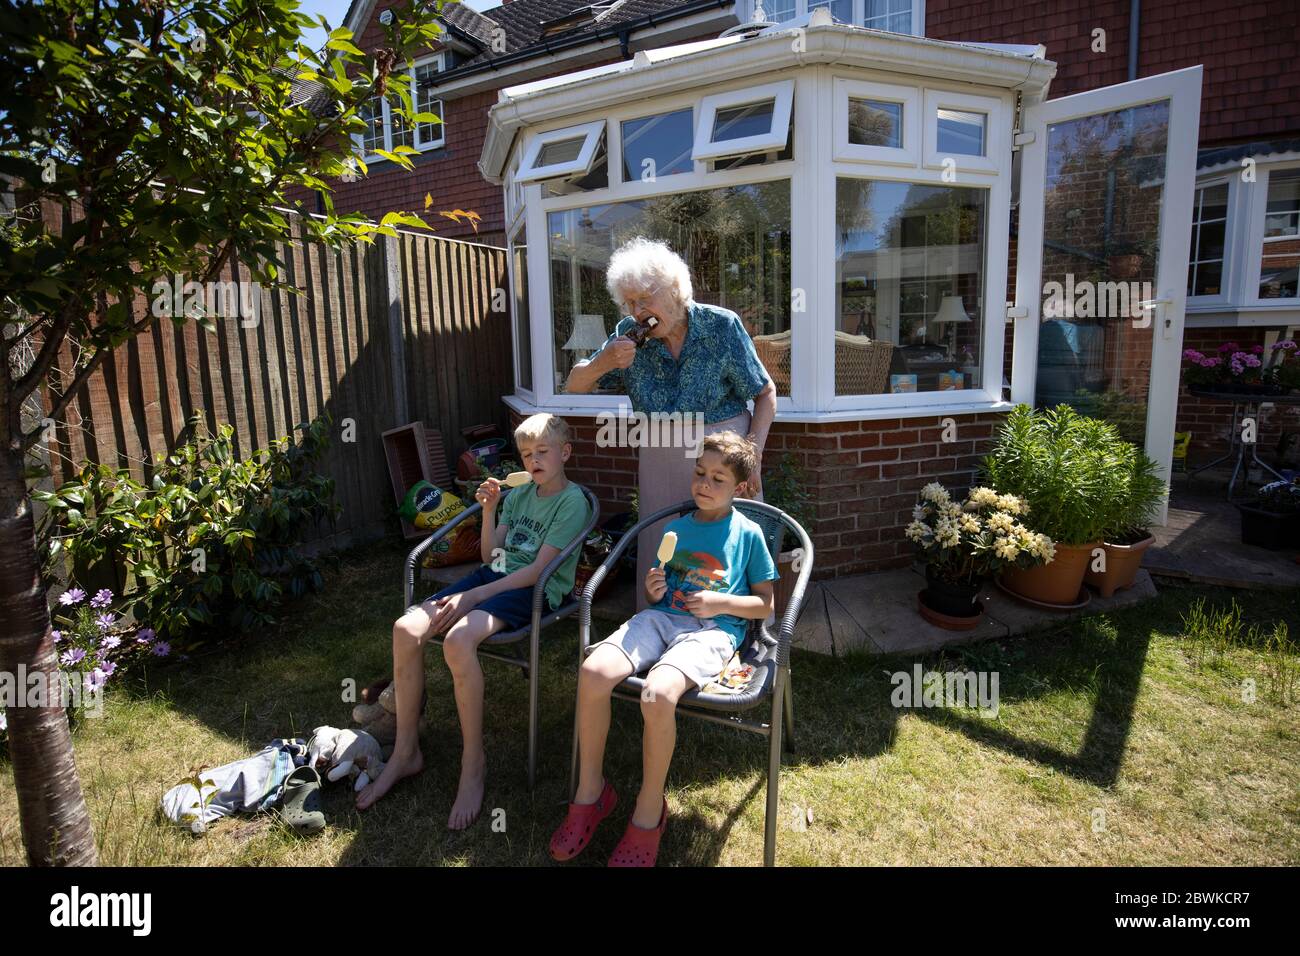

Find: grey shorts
<box><xmin>592</xmin><ymin>609</ymin><xmax>736</xmax><ymax>689</ymax></box>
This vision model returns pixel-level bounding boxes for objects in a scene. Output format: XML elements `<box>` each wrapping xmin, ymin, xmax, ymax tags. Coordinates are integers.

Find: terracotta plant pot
<box><xmin>573</xmin><ymin>561</ymin><xmax>620</xmax><ymax>602</ymax></box>
<box><xmin>999</xmin><ymin>541</ymin><xmax>1099</xmax><ymax>607</ymax></box>
<box><xmin>917</xmin><ymin>591</ymin><xmax>983</xmax><ymax>631</ymax></box>
<box><xmin>1083</xmin><ymin>534</ymin><xmax>1155</xmax><ymax>597</ymax></box>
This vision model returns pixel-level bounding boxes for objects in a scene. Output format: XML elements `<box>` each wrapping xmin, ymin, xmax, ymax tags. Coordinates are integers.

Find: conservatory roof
<box><xmin>480</xmin><ymin>9</ymin><xmax>1056</xmax><ymax>182</ymax></box>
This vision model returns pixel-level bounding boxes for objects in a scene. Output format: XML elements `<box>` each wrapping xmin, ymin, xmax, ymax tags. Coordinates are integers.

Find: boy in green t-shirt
<box><xmin>357</xmin><ymin>414</ymin><xmax>590</xmax><ymax>828</ymax></box>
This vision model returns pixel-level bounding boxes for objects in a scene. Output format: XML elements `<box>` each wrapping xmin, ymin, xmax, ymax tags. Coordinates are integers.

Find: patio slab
<box><xmin>1146</xmin><ymin>476</ymin><xmax>1300</xmax><ymax>589</ymax></box>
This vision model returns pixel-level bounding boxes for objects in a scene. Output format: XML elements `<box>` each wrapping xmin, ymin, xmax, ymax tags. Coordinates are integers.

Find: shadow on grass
<box><xmin>119</xmin><ymin>540</ymin><xmax>1300</xmax><ymax>865</ymax></box>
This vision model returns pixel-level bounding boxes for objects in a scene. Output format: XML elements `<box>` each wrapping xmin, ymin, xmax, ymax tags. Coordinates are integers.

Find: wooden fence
<box><xmin>44</xmin><ymin>216</ymin><xmax>513</xmax><ymax>549</ymax></box>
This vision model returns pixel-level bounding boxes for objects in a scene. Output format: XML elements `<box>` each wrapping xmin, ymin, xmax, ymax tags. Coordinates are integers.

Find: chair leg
<box><xmin>764</xmin><ymin>675</ymin><xmax>785</xmax><ymax>867</ymax></box>
<box><xmin>782</xmin><ymin>673</ymin><xmax>796</xmax><ymax>754</ymax></box>
<box><xmin>527</xmin><ymin>629</ymin><xmax>541</xmax><ymax>792</ymax></box>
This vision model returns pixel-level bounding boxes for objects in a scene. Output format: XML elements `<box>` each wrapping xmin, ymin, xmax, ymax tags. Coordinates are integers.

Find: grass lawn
<box><xmin>2</xmin><ymin>541</ymin><xmax>1297</xmax><ymax>866</ymax></box>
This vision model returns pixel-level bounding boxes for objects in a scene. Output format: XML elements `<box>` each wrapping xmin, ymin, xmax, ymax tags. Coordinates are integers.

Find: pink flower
<box><xmin>1218</xmin><ymin>341</ymin><xmax>1241</xmax><ymax>353</ymax></box>
<box><xmin>1273</xmin><ymin>339</ymin><xmax>1297</xmax><ymax>351</ymax></box>
<box><xmin>1183</xmin><ymin>349</ymin><xmax>1206</xmax><ymax>362</ymax></box>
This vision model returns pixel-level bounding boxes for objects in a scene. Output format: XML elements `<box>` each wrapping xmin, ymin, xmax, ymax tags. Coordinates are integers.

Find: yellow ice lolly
<box><xmin>656</xmin><ymin>531</ymin><xmax>678</xmax><ymax>568</ymax></box>
<box><xmin>503</xmin><ymin>471</ymin><xmax>533</xmax><ymax>487</ymax></box>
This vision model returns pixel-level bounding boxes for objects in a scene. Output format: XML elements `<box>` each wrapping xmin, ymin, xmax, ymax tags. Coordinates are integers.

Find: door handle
<box><xmin>1135</xmin><ymin>297</ymin><xmax>1174</xmax><ymax>338</ymax></box>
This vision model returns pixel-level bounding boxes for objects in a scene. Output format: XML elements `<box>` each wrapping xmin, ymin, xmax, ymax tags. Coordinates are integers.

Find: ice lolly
<box><xmin>503</xmin><ymin>471</ymin><xmax>533</xmax><ymax>487</ymax></box>
<box><xmin>656</xmin><ymin>531</ymin><xmax>678</xmax><ymax>568</ymax></box>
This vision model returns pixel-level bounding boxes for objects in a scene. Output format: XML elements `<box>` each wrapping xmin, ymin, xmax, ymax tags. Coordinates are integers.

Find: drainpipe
<box><xmin>1128</xmin><ymin>0</ymin><xmax>1140</xmax><ymax>81</ymax></box>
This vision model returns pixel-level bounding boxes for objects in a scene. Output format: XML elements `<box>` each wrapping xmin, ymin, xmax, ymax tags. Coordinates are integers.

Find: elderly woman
<box><xmin>566</xmin><ymin>236</ymin><xmax>777</xmax><ymax>609</ymax></box>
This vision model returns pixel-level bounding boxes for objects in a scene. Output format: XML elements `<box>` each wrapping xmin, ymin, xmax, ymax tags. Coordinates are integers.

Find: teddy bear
<box><xmin>351</xmin><ymin>680</ymin><xmax>426</xmax><ymax>754</ymax></box>
<box><xmin>307</xmin><ymin>725</ymin><xmax>386</xmax><ymax>792</ymax></box>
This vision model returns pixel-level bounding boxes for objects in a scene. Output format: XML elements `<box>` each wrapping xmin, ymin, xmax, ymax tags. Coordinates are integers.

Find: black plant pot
<box><xmin>1237</xmin><ymin>504</ymin><xmax>1300</xmax><ymax>551</ymax></box>
<box><xmin>922</xmin><ymin>565</ymin><xmax>984</xmax><ymax>617</ymax></box>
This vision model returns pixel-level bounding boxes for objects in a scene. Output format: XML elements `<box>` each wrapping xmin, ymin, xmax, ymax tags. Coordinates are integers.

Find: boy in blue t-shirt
<box><xmin>550</xmin><ymin>431</ymin><xmax>776</xmax><ymax>867</ymax></box>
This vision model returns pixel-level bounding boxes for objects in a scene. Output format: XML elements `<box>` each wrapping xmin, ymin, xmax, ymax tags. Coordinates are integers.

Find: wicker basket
<box><xmin>752</xmin><ymin>331</ymin><xmax>792</xmax><ymax>392</ymax></box>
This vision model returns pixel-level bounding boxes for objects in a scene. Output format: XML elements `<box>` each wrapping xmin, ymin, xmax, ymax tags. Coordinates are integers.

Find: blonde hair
<box><xmin>514</xmin><ymin>413</ymin><xmax>569</xmax><ymax>448</ymax></box>
<box><xmin>700</xmin><ymin>431</ymin><xmax>758</xmax><ymax>484</ymax></box>
<box><xmin>605</xmin><ymin>236</ymin><xmax>693</xmax><ymax>308</ymax></box>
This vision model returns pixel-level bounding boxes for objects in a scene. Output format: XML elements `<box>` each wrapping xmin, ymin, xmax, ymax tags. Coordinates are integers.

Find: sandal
<box><xmin>607</xmin><ymin>797</ymin><xmax>668</xmax><ymax>867</ymax></box>
<box><xmin>549</xmin><ymin>780</ymin><xmax>618</xmax><ymax>862</ymax></box>
<box><xmin>279</xmin><ymin>766</ymin><xmax>326</xmax><ymax>834</ymax></box>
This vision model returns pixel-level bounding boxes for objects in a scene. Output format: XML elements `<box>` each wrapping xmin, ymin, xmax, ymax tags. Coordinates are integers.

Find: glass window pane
<box><xmin>834</xmin><ymin>179</ymin><xmax>987</xmax><ymax>396</ymax></box>
<box><xmin>622</xmin><ymin>109</ymin><xmax>693</xmax><ymax>182</ymax></box>
<box><xmin>1190</xmin><ymin>260</ymin><xmax>1222</xmax><ymax>297</ymax></box>
<box><xmin>360</xmin><ymin>96</ymin><xmax>384</xmax><ymax>153</ymax></box>
<box><xmin>864</xmin><ymin>0</ymin><xmax>913</xmax><ymax>33</ymax></box>
<box><xmin>765</xmin><ymin>0</ymin><xmax>797</xmax><ymax>22</ymax></box>
<box><xmin>1036</xmin><ymin>101</ymin><xmax>1169</xmax><ymax>446</ymax></box>
<box><xmin>848</xmin><ymin>99</ymin><xmax>902</xmax><ymax>148</ymax></box>
<box><xmin>712</xmin><ymin>100</ymin><xmax>775</xmax><ymax>142</ymax></box>
<box><xmin>936</xmin><ymin>108</ymin><xmax>985</xmax><ymax>157</ymax></box>
<box><xmin>536</xmin><ymin>137</ymin><xmax>585</xmax><ymax>168</ymax></box>
<box><xmin>512</xmin><ymin>224</ymin><xmax>532</xmax><ymax>391</ymax></box>
<box><xmin>547</xmin><ymin>181</ymin><xmax>793</xmax><ymax>396</ymax></box>
<box><xmin>809</xmin><ymin>0</ymin><xmax>853</xmax><ymax>22</ymax></box>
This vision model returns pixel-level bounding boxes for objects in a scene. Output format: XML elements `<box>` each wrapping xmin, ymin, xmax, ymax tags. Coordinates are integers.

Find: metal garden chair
<box><xmin>568</xmin><ymin>498</ymin><xmax>814</xmax><ymax>866</ymax></box>
<box><xmin>403</xmin><ymin>484</ymin><xmax>600</xmax><ymax>789</ymax></box>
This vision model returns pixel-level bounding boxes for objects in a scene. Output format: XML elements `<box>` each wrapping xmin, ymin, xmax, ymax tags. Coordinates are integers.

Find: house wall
<box><xmin>510</xmin><ymin>409</ymin><xmax>1002</xmax><ymax>579</ymax></box>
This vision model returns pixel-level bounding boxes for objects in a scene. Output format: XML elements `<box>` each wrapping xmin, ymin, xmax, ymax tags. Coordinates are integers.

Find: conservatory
<box><xmin>479</xmin><ymin>10</ymin><xmax>1203</xmax><ymax>537</ymax></box>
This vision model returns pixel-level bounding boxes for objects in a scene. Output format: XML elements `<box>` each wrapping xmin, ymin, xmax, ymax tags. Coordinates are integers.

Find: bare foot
<box><xmin>447</xmin><ymin>754</ymin><xmax>486</xmax><ymax>830</ymax></box>
<box><xmin>355</xmin><ymin>748</ymin><xmax>424</xmax><ymax>811</ymax></box>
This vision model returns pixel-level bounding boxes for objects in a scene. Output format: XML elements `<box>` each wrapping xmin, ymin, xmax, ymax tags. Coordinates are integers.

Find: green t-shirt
<box><xmin>497</xmin><ymin>481</ymin><xmax>590</xmax><ymax>609</ymax></box>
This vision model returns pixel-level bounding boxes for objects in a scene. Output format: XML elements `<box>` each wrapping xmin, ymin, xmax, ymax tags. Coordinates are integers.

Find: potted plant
<box><xmin>1182</xmin><ymin>342</ymin><xmax>1278</xmax><ymax>395</ymax></box>
<box><xmin>1084</xmin><ymin>445</ymin><xmax>1167</xmax><ymax>597</ymax></box>
<box><xmin>1265</xmin><ymin>338</ymin><xmax>1299</xmax><ymax>394</ymax></box>
<box><xmin>1106</xmin><ymin>240</ymin><xmax>1152</xmax><ymax>280</ymax></box>
<box><xmin>573</xmin><ymin>527</ymin><xmax>620</xmax><ymax>601</ymax></box>
<box><xmin>761</xmin><ymin>454</ymin><xmax>815</xmax><ymax>618</ymax></box>
<box><xmin>981</xmin><ymin>405</ymin><xmax>1127</xmax><ymax>607</ymax></box>
<box><xmin>1237</xmin><ymin>480</ymin><xmax>1300</xmax><ymax>550</ymax></box>
<box><xmin>906</xmin><ymin>483</ymin><xmax>1054</xmax><ymax>630</ymax></box>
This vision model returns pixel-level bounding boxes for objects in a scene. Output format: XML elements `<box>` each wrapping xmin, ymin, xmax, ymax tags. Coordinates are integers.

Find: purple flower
<box><xmin>59</xmin><ymin>588</ymin><xmax>86</xmax><ymax>606</ymax></box>
<box><xmin>50</xmin><ymin>630</ymin><xmax>62</xmax><ymax>644</ymax></box>
<box><xmin>90</xmin><ymin>589</ymin><xmax>114</xmax><ymax>609</ymax></box>
<box><xmin>100</xmin><ymin>634</ymin><xmax>121</xmax><ymax>652</ymax></box>
<box><xmin>60</xmin><ymin>648</ymin><xmax>86</xmax><ymax>667</ymax></box>
<box><xmin>1183</xmin><ymin>349</ymin><xmax>1205</xmax><ymax>362</ymax></box>
<box><xmin>83</xmin><ymin>668</ymin><xmax>108</xmax><ymax>693</ymax></box>
<box><xmin>1218</xmin><ymin>341</ymin><xmax>1240</xmax><ymax>354</ymax></box>
<box><xmin>151</xmin><ymin>641</ymin><xmax>171</xmax><ymax>658</ymax></box>
<box><xmin>1272</xmin><ymin>339</ymin><xmax>1296</xmax><ymax>351</ymax></box>
<box><xmin>95</xmin><ymin>613</ymin><xmax>116</xmax><ymax>631</ymax></box>
<box><xmin>1252</xmin><ymin>344</ymin><xmax>1265</xmax><ymax>354</ymax></box>
<box><xmin>100</xmin><ymin>660</ymin><xmax>117</xmax><ymax>677</ymax></box>
<box><xmin>136</xmin><ymin>628</ymin><xmax>155</xmax><ymax>644</ymax></box>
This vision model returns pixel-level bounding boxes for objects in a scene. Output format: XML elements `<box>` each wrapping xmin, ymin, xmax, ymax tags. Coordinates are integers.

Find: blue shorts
<box><xmin>415</xmin><ymin>565</ymin><xmax>534</xmax><ymax>632</ymax></box>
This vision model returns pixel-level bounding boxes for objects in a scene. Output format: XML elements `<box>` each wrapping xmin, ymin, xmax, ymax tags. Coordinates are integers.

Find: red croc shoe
<box><xmin>549</xmin><ymin>780</ymin><xmax>618</xmax><ymax>862</ymax></box>
<box><xmin>607</xmin><ymin>797</ymin><xmax>668</xmax><ymax>867</ymax></box>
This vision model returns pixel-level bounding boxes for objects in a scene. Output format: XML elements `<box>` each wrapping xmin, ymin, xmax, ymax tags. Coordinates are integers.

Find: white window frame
<box><xmin>693</xmin><ymin>80</ymin><xmax>794</xmax><ymax>162</ymax></box>
<box><xmin>353</xmin><ymin>53</ymin><xmax>445</xmax><ymax>162</ymax></box>
<box><xmin>923</xmin><ymin>88</ymin><xmax>1002</xmax><ymax>176</ymax></box>
<box><xmin>517</xmin><ymin>120</ymin><xmax>607</xmax><ymax>184</ymax></box>
<box><xmin>832</xmin><ymin>77</ymin><xmax>920</xmax><ymax>166</ymax></box>
<box><xmin>1186</xmin><ymin>175</ymin><xmax>1234</xmax><ymax>308</ymax></box>
<box><xmin>744</xmin><ymin>0</ymin><xmax>926</xmax><ymax>36</ymax></box>
<box><xmin>1249</xmin><ymin>162</ymin><xmax>1300</xmax><ymax>305</ymax></box>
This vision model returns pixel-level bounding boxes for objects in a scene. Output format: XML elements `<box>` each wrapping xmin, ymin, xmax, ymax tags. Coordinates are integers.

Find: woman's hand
<box><xmin>475</xmin><ymin>477</ymin><xmax>502</xmax><ymax>511</ymax></box>
<box><xmin>645</xmin><ymin>567</ymin><xmax>667</xmax><ymax>603</ymax></box>
<box><xmin>601</xmin><ymin>337</ymin><xmax>636</xmax><ymax>371</ymax></box>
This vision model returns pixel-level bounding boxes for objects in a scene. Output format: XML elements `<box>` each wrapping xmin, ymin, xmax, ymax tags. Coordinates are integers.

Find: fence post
<box><xmin>381</xmin><ymin>234</ymin><xmax>410</xmax><ymax>426</ymax></box>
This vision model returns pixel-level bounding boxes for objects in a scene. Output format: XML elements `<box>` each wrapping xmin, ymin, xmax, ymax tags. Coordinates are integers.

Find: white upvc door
<box><xmin>1013</xmin><ymin>66</ymin><xmax>1203</xmax><ymax>524</ymax></box>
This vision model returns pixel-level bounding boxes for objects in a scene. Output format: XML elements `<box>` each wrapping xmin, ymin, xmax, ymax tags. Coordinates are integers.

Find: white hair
<box><xmin>605</xmin><ymin>237</ymin><xmax>693</xmax><ymax>308</ymax></box>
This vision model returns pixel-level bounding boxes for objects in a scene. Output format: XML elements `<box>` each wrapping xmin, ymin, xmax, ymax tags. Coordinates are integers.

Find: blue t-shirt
<box><xmin>653</xmin><ymin>508</ymin><xmax>778</xmax><ymax>648</ymax></box>
<box><xmin>593</xmin><ymin>301</ymin><xmax>771</xmax><ymax>424</ymax></box>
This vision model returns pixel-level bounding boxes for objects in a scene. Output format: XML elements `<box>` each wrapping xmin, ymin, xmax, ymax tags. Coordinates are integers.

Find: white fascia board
<box><xmin>481</xmin><ymin>22</ymin><xmax>1057</xmax><ymax>183</ymax></box>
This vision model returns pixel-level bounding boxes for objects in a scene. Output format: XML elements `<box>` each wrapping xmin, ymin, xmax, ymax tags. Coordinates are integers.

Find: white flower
<box><xmin>960</xmin><ymin>514</ymin><xmax>981</xmax><ymax>534</ymax></box>
<box><xmin>912</xmin><ymin>504</ymin><xmax>926</xmax><ymax>522</ymax></box>
<box><xmin>921</xmin><ymin>482</ymin><xmax>951</xmax><ymax>506</ymax></box>
<box><xmin>905</xmin><ymin>521</ymin><xmax>928</xmax><ymax>542</ymax></box>
<box><xmin>995</xmin><ymin>539</ymin><xmax>1019</xmax><ymax>560</ymax></box>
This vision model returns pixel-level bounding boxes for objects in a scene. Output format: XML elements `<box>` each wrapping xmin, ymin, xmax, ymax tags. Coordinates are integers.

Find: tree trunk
<box><xmin>0</xmin><ymin>442</ymin><xmax>98</xmax><ymax>865</ymax></box>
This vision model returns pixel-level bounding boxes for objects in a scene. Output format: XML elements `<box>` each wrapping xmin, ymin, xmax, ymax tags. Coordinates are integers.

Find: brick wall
<box><xmin>508</xmin><ymin>408</ymin><xmax>1004</xmax><ymax>580</ymax></box>
<box><xmin>1176</xmin><ymin>326</ymin><xmax>1300</xmax><ymax>463</ymax></box>
<box><xmin>927</xmin><ymin>0</ymin><xmax>1300</xmax><ymax>147</ymax></box>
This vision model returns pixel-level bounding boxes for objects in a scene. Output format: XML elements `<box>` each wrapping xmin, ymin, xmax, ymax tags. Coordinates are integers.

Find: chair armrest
<box><xmin>775</xmin><ymin>526</ymin><xmax>814</xmax><ymax>668</ymax></box>
<box><xmin>402</xmin><ymin>498</ymin><xmax>487</xmax><ymax>611</ymax></box>
<box><xmin>577</xmin><ymin>499</ymin><xmax>697</xmax><ymax>649</ymax></box>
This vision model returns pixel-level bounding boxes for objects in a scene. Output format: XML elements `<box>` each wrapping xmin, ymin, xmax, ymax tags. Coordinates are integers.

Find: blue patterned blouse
<box><xmin>593</xmin><ymin>301</ymin><xmax>771</xmax><ymax>423</ymax></box>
